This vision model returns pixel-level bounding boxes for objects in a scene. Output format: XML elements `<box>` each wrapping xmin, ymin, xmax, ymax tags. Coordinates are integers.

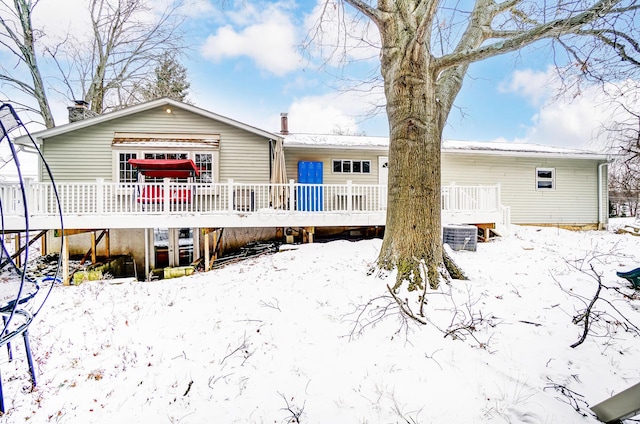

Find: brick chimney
<box><xmin>280</xmin><ymin>113</ymin><xmax>289</xmax><ymax>135</ymax></box>
<box><xmin>68</xmin><ymin>100</ymin><xmax>98</xmax><ymax>123</ymax></box>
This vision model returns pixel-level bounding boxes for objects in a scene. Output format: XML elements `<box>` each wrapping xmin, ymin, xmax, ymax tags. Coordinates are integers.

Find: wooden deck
<box><xmin>0</xmin><ymin>180</ymin><xmax>510</xmax><ymax>232</ymax></box>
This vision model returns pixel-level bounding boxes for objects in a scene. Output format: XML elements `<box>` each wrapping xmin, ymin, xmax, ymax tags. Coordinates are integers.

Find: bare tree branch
<box><xmin>436</xmin><ymin>0</ymin><xmax>638</xmax><ymax>72</ymax></box>
<box><xmin>0</xmin><ymin>0</ymin><xmax>55</xmax><ymax>127</ymax></box>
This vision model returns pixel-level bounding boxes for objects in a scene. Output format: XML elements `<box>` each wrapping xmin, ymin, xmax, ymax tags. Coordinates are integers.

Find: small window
<box><xmin>536</xmin><ymin>168</ymin><xmax>555</xmax><ymax>190</ymax></box>
<box><xmin>144</xmin><ymin>152</ymin><xmax>188</xmax><ymax>160</ymax></box>
<box><xmin>332</xmin><ymin>159</ymin><xmax>371</xmax><ymax>174</ymax></box>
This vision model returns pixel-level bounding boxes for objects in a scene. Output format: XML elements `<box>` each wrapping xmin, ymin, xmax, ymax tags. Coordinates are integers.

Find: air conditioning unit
<box><xmin>442</xmin><ymin>224</ymin><xmax>477</xmax><ymax>252</ymax></box>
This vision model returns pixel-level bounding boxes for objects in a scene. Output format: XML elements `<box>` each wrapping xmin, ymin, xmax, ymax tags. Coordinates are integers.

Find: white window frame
<box><xmin>112</xmin><ymin>149</ymin><xmax>220</xmax><ymax>184</ymax></box>
<box><xmin>536</xmin><ymin>167</ymin><xmax>555</xmax><ymax>190</ymax></box>
<box><xmin>194</xmin><ymin>152</ymin><xmax>215</xmax><ymax>184</ymax></box>
<box><xmin>117</xmin><ymin>151</ymin><xmax>138</xmax><ymax>183</ymax></box>
<box><xmin>332</xmin><ymin>159</ymin><xmax>371</xmax><ymax>174</ymax></box>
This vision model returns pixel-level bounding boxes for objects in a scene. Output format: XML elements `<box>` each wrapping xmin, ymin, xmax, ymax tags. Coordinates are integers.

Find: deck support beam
<box><xmin>202</xmin><ymin>228</ymin><xmax>220</xmax><ymax>272</ymax></box>
<box><xmin>91</xmin><ymin>232</ymin><xmax>96</xmax><ymax>264</ymax></box>
<box><xmin>204</xmin><ymin>230</ymin><xmax>210</xmax><ymax>271</ymax></box>
<box><xmin>13</xmin><ymin>234</ymin><xmax>21</xmax><ymax>268</ymax></box>
<box><xmin>144</xmin><ymin>228</ymin><xmax>150</xmax><ymax>280</ymax></box>
<box><xmin>62</xmin><ymin>235</ymin><xmax>69</xmax><ymax>285</ymax></box>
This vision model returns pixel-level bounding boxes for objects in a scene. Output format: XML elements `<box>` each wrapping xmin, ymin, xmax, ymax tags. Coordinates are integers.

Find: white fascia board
<box><xmin>286</xmin><ymin>143</ymin><xmax>610</xmax><ymax>160</ymax></box>
<box><xmin>284</xmin><ymin>142</ymin><xmax>389</xmax><ymax>151</ymax></box>
<box><xmin>22</xmin><ymin>98</ymin><xmax>283</xmax><ymax>143</ymax></box>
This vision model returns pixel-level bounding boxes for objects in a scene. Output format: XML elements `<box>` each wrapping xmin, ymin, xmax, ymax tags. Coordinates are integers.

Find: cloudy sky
<box><xmin>1</xmin><ymin>0</ymin><xmax>630</xmax><ymax>151</ymax></box>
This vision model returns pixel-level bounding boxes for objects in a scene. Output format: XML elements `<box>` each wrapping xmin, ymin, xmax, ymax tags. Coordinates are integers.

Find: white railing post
<box><xmin>24</xmin><ymin>178</ymin><xmax>35</xmax><ymax>216</ymax></box>
<box><xmin>96</xmin><ymin>178</ymin><xmax>104</xmax><ymax>214</ymax></box>
<box><xmin>346</xmin><ymin>180</ymin><xmax>353</xmax><ymax>212</ymax></box>
<box><xmin>450</xmin><ymin>182</ymin><xmax>456</xmax><ymax>211</ymax></box>
<box><xmin>289</xmin><ymin>179</ymin><xmax>295</xmax><ymax>211</ymax></box>
<box><xmin>496</xmin><ymin>183</ymin><xmax>502</xmax><ymax>211</ymax></box>
<box><xmin>163</xmin><ymin>178</ymin><xmax>170</xmax><ymax>212</ymax></box>
<box><xmin>227</xmin><ymin>179</ymin><xmax>234</xmax><ymax>211</ymax></box>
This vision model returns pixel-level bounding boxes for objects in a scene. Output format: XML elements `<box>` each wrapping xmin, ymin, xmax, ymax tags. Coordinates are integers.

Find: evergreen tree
<box><xmin>141</xmin><ymin>55</ymin><xmax>191</xmax><ymax>103</ymax></box>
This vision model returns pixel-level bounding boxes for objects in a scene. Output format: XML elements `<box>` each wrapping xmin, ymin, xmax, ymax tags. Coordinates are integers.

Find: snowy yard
<box><xmin>1</xmin><ymin>221</ymin><xmax>639</xmax><ymax>423</ymax></box>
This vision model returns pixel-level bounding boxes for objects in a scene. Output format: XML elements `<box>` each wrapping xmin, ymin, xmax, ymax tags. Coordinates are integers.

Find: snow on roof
<box><xmin>283</xmin><ymin>133</ymin><xmax>610</xmax><ymax>159</ymax></box>
<box><xmin>283</xmin><ymin>133</ymin><xmax>389</xmax><ymax>149</ymax></box>
<box><xmin>443</xmin><ymin>139</ymin><xmax>603</xmax><ymax>156</ymax></box>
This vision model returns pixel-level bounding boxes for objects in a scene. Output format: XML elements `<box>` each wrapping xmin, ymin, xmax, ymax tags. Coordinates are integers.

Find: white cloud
<box><xmin>499</xmin><ymin>68</ymin><xmax>636</xmax><ymax>150</ymax></box>
<box><xmin>281</xmin><ymin>85</ymin><xmax>386</xmax><ymax>135</ymax></box>
<box><xmin>200</xmin><ymin>3</ymin><xmax>302</xmax><ymax>76</ymax></box>
<box><xmin>173</xmin><ymin>0</ymin><xmax>220</xmax><ymax>19</ymax></box>
<box><xmin>519</xmin><ymin>94</ymin><xmax>610</xmax><ymax>149</ymax></box>
<box><xmin>288</xmin><ymin>100</ymin><xmax>358</xmax><ymax>134</ymax></box>
<box><xmin>32</xmin><ymin>0</ymin><xmax>92</xmax><ymax>40</ymax></box>
<box><xmin>499</xmin><ymin>67</ymin><xmax>557</xmax><ymax>107</ymax></box>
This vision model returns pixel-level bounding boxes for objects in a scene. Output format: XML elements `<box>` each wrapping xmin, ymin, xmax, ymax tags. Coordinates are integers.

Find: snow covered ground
<box><xmin>1</xmin><ymin>220</ymin><xmax>639</xmax><ymax>423</ymax></box>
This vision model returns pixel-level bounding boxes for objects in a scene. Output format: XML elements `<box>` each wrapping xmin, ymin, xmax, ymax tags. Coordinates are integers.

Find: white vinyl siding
<box><xmin>284</xmin><ymin>147</ymin><xmax>381</xmax><ymax>184</ymax></box>
<box><xmin>41</xmin><ymin>105</ymin><xmax>271</xmax><ymax>184</ymax></box>
<box><xmin>442</xmin><ymin>153</ymin><xmax>602</xmax><ymax>225</ymax></box>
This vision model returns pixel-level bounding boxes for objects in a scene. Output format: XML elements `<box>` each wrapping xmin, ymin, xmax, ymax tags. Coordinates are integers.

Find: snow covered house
<box><xmin>285</xmin><ymin>133</ymin><xmax>611</xmax><ymax>228</ymax></box>
<box><xmin>5</xmin><ymin>98</ymin><xmax>610</xmax><ymax>282</ymax></box>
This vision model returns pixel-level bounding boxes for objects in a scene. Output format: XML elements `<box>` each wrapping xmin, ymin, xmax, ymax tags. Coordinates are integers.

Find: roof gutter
<box><xmin>443</xmin><ymin>148</ymin><xmax>611</xmax><ymax>161</ymax></box>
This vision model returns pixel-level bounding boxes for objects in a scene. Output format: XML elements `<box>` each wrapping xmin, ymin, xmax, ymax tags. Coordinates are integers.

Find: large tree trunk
<box><xmin>338</xmin><ymin>0</ymin><xmax>633</xmax><ymax>321</ymax></box>
<box><xmin>377</xmin><ymin>23</ymin><xmax>445</xmax><ymax>295</ymax></box>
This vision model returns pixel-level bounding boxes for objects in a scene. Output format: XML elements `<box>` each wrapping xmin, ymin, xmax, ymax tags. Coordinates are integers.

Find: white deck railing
<box><xmin>1</xmin><ymin>179</ymin><xmax>503</xmax><ymax>218</ymax></box>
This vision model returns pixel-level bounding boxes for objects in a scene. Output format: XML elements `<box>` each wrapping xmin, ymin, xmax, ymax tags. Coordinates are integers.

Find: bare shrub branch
<box><xmin>342</xmin><ymin>294</ymin><xmax>416</xmax><ymax>342</ymax></box>
<box><xmin>279</xmin><ymin>392</ymin><xmax>305</xmax><ymax>424</ymax></box>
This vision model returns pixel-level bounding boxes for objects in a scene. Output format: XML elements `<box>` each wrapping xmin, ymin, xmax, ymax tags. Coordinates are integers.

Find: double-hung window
<box><xmin>119</xmin><ymin>152</ymin><xmax>138</xmax><ymax>183</ymax></box>
<box><xmin>194</xmin><ymin>153</ymin><xmax>213</xmax><ymax>183</ymax></box>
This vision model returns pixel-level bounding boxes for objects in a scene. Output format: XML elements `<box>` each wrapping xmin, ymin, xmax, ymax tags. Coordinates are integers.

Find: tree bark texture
<box><xmin>376</xmin><ymin>6</ymin><xmax>445</xmax><ymax>292</ymax></box>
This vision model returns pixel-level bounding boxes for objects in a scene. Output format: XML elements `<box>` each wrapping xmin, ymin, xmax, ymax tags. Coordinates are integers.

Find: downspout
<box><xmin>598</xmin><ymin>158</ymin><xmax>613</xmax><ymax>230</ymax></box>
<box><xmin>269</xmin><ymin>139</ymin><xmax>273</xmax><ymax>178</ymax></box>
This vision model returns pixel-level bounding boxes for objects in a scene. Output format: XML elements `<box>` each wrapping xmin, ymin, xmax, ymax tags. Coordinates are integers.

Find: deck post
<box><xmin>227</xmin><ymin>179</ymin><xmax>234</xmax><ymax>211</ymax></box>
<box><xmin>347</xmin><ymin>180</ymin><xmax>353</xmax><ymax>212</ymax></box>
<box><xmin>62</xmin><ymin>235</ymin><xmax>69</xmax><ymax>285</ymax></box>
<box><xmin>105</xmin><ymin>230</ymin><xmax>110</xmax><ymax>258</ymax></box>
<box><xmin>144</xmin><ymin>228</ymin><xmax>149</xmax><ymax>280</ymax></box>
<box><xmin>496</xmin><ymin>183</ymin><xmax>501</xmax><ymax>212</ymax></box>
<box><xmin>13</xmin><ymin>233</ymin><xmax>21</xmax><ymax>268</ymax></box>
<box><xmin>449</xmin><ymin>182</ymin><xmax>456</xmax><ymax>211</ymax></box>
<box><xmin>288</xmin><ymin>180</ymin><xmax>295</xmax><ymax>211</ymax></box>
<box><xmin>24</xmin><ymin>178</ymin><xmax>34</xmax><ymax>216</ymax></box>
<box><xmin>212</xmin><ymin>230</ymin><xmax>219</xmax><ymax>263</ymax></box>
<box><xmin>163</xmin><ymin>178</ymin><xmax>170</xmax><ymax>213</ymax></box>
<box><xmin>90</xmin><ymin>232</ymin><xmax>97</xmax><ymax>264</ymax></box>
<box><xmin>204</xmin><ymin>229</ymin><xmax>210</xmax><ymax>271</ymax></box>
<box><xmin>96</xmin><ymin>179</ymin><xmax>104</xmax><ymax>214</ymax></box>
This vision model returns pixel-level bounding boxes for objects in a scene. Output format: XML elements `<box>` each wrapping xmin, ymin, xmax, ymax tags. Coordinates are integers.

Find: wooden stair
<box><xmin>474</xmin><ymin>223</ymin><xmax>501</xmax><ymax>242</ymax></box>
